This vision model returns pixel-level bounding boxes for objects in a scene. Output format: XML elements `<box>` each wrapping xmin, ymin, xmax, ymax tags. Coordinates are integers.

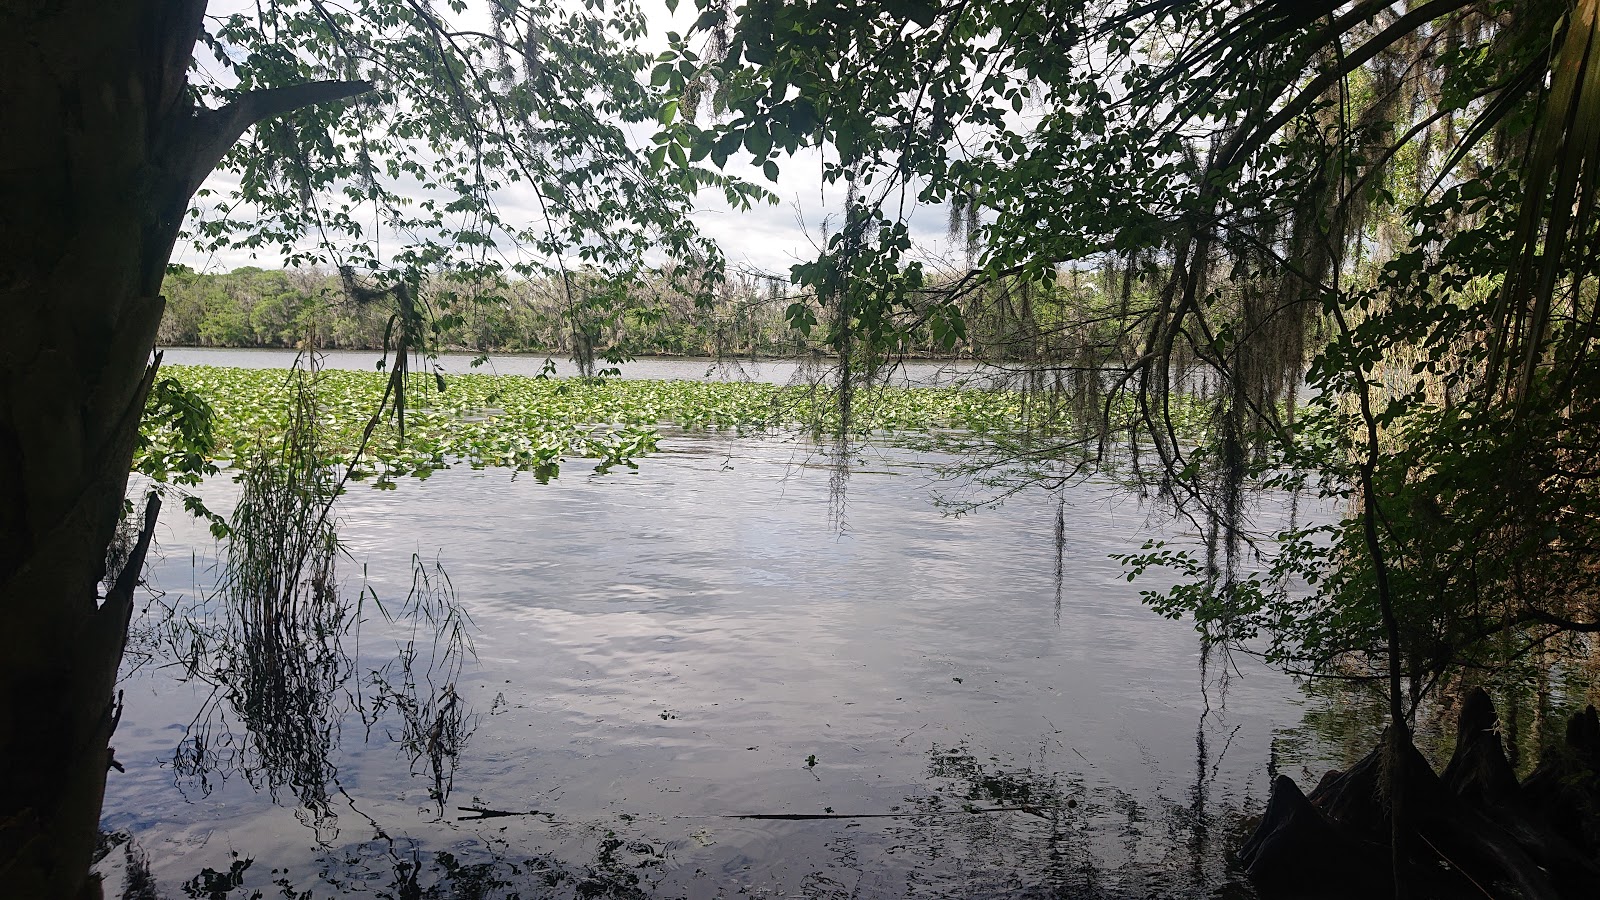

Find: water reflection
<box><xmin>1271</xmin><ymin>669</ymin><xmax>1599</xmax><ymax>782</ymax></box>
<box><xmin>106</xmin><ymin>440</ymin><xmax>1352</xmax><ymax>897</ymax></box>
<box><xmin>159</xmin><ymin>552</ymin><xmax>475</xmax><ymax>823</ymax></box>
<box><xmin>109</xmin><ymin>735</ymin><xmax>1268</xmax><ymax>899</ymax></box>
<box><xmin>162</xmin><ymin>406</ymin><xmax>351</xmax><ymax>816</ymax></box>
<box><xmin>360</xmin><ymin>556</ymin><xmax>476</xmax><ymax>815</ymax></box>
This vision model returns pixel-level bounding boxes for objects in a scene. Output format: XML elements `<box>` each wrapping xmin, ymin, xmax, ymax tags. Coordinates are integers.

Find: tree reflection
<box><xmin>108</xmin><ymin>817</ymin><xmax>666</xmax><ymax>899</ymax></box>
<box><xmin>105</xmin><ymin>729</ymin><xmax>1277</xmax><ymax>899</ymax></box>
<box><xmin>360</xmin><ymin>556</ymin><xmax>476</xmax><ymax>815</ymax></box>
<box><xmin>161</xmin><ymin>548</ymin><xmax>475</xmax><ymax>822</ymax></box>
<box><xmin>163</xmin><ymin>383</ymin><xmax>351</xmax><ymax>816</ymax></box>
<box><xmin>902</xmin><ymin>738</ymin><xmax>1258</xmax><ymax>898</ymax></box>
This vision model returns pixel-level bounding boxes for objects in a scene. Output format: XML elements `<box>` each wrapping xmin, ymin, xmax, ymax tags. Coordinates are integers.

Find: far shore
<box><xmin>154</xmin><ymin>345</ymin><xmax>979</xmax><ymax>362</ymax></box>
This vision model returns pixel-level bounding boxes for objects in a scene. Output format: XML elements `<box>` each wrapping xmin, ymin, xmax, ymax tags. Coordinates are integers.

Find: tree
<box><xmin>0</xmin><ymin>2</ymin><xmax>750</xmax><ymax>896</ymax></box>
<box><xmin>666</xmin><ymin>0</ymin><xmax>1600</xmax><ymax>888</ymax></box>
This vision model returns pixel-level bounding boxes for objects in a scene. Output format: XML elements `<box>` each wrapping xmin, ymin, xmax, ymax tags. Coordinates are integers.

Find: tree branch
<box><xmin>106</xmin><ymin>492</ymin><xmax>161</xmax><ymax>611</ymax></box>
<box><xmin>1520</xmin><ymin>608</ymin><xmax>1600</xmax><ymax>633</ymax></box>
<box><xmin>1215</xmin><ymin>0</ymin><xmax>1476</xmax><ymax>174</ymax></box>
<box><xmin>177</xmin><ymin>79</ymin><xmax>375</xmax><ymax>200</ymax></box>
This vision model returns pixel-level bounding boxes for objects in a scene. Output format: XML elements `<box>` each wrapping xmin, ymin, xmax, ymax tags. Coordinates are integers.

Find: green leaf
<box><xmin>883</xmin><ymin>0</ymin><xmax>939</xmax><ymax>28</ymax></box>
<box><xmin>744</xmin><ymin>125</ymin><xmax>772</xmax><ymax>160</ymax></box>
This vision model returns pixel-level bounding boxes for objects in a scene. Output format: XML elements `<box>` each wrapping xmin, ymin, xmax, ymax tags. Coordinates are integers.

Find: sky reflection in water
<box><xmin>103</xmin><ymin>429</ymin><xmax>1343</xmax><ymax>898</ymax></box>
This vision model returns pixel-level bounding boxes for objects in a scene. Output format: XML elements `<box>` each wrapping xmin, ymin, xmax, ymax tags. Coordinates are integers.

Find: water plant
<box><xmin>146</xmin><ymin>364</ymin><xmax>1211</xmax><ymax>484</ymax></box>
<box><xmin>160</xmin><ymin>368</ymin><xmax>480</xmax><ymax>816</ymax></box>
<box><xmin>167</xmin><ymin>369</ymin><xmax>347</xmax><ymax>813</ymax></box>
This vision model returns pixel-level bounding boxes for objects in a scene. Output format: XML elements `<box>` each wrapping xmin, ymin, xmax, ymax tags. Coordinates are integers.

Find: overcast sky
<box><xmin>174</xmin><ymin>0</ymin><xmax>963</xmax><ymax>280</ymax></box>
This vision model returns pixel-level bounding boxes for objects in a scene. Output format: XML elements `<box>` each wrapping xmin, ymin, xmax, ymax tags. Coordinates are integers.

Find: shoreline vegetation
<box><xmin>156</xmin><ymin>344</ymin><xmax>970</xmax><ymax>363</ymax></box>
<box><xmin>158</xmin><ymin>265</ymin><xmax>854</xmax><ymax>360</ymax></box>
<box><xmin>155</xmin><ymin>264</ymin><xmax>1117</xmax><ymax>363</ymax></box>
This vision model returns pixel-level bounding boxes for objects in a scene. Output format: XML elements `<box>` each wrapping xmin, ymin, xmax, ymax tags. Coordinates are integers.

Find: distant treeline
<box><xmin>158</xmin><ymin>265</ymin><xmax>813</xmax><ymax>358</ymax></box>
<box><xmin>157</xmin><ymin>264</ymin><xmax>1144</xmax><ymax>366</ymax></box>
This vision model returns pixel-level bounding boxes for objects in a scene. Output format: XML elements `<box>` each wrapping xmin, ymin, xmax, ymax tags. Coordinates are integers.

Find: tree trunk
<box><xmin>0</xmin><ymin>4</ymin><xmax>366</xmax><ymax>896</ymax></box>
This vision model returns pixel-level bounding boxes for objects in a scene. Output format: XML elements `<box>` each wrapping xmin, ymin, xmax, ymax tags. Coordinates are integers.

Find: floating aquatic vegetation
<box><xmin>147</xmin><ymin>364</ymin><xmax>1211</xmax><ymax>484</ymax></box>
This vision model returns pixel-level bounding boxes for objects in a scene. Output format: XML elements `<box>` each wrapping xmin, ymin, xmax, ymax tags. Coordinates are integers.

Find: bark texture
<box><xmin>1239</xmin><ymin>689</ymin><xmax>1600</xmax><ymax>899</ymax></box>
<box><xmin>0</xmin><ymin>3</ymin><xmax>366</xmax><ymax>896</ymax></box>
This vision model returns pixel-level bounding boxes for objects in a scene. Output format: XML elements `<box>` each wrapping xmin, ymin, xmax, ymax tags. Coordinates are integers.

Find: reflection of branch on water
<box><xmin>165</xmin><ymin>554</ymin><xmax>477</xmax><ymax>820</ymax></box>
<box><xmin>917</xmin><ymin>739</ymin><xmax>1263</xmax><ymax>897</ymax></box>
<box><xmin>361</xmin><ymin>555</ymin><xmax>477</xmax><ymax>816</ymax></box>
<box><xmin>455</xmin><ymin>806</ymin><xmax>1042</xmax><ymax>824</ymax></box>
<box><xmin>107</xmin><ymin>730</ymin><xmax>1274</xmax><ymax>899</ymax></box>
<box><xmin>1053</xmin><ymin>492</ymin><xmax>1066</xmax><ymax>625</ymax></box>
<box><xmin>457</xmin><ymin>805</ymin><xmax>549</xmax><ymax>821</ymax></box>
<box><xmin>725</xmin><ymin>808</ymin><xmax>1040</xmax><ymax>820</ymax></box>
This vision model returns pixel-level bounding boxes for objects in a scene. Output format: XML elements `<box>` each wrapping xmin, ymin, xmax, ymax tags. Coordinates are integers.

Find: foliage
<box><xmin>165</xmin><ymin>0</ymin><xmax>794</xmax><ymax>443</ymax></box>
<box><xmin>186</xmin><ymin>0</ymin><xmax>749</xmax><ymax>282</ymax></box>
<box><xmin>159</xmin><ymin>264</ymin><xmax>811</xmax><ymax>359</ymax></box>
<box><xmin>135</xmin><ymin>373</ymin><xmax>222</xmax><ymax>487</ymax></box>
<box><xmin>667</xmin><ymin>0</ymin><xmax>1600</xmax><ymax>719</ymax></box>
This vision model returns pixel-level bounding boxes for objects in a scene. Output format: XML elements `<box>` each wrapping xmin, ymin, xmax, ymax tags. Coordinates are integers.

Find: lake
<box><xmin>101</xmin><ymin>393</ymin><xmax>1352</xmax><ymax>898</ymax></box>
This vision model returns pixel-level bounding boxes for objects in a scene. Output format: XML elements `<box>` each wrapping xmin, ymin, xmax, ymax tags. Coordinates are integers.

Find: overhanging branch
<box><xmin>1520</xmin><ymin>608</ymin><xmax>1600</xmax><ymax>633</ymax></box>
<box><xmin>175</xmin><ymin>79</ymin><xmax>375</xmax><ymax>201</ymax></box>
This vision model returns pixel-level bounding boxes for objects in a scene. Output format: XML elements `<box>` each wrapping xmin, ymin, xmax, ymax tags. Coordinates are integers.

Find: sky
<box><xmin>175</xmin><ymin>0</ymin><xmax>964</xmax><ymax>280</ymax></box>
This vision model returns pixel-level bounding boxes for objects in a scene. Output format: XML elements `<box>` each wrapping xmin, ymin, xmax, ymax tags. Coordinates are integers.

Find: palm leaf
<box><xmin>1491</xmin><ymin>0</ymin><xmax>1600</xmax><ymax>403</ymax></box>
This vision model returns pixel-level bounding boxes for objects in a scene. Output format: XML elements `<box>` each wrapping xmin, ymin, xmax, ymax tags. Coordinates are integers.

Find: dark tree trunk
<box><xmin>0</xmin><ymin>4</ymin><xmax>366</xmax><ymax>896</ymax></box>
<box><xmin>1240</xmin><ymin>690</ymin><xmax>1600</xmax><ymax>899</ymax></box>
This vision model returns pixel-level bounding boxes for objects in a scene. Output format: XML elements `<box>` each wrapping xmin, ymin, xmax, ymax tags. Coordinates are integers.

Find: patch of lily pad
<box><xmin>139</xmin><ymin>365</ymin><xmax>1078</xmax><ymax>484</ymax></box>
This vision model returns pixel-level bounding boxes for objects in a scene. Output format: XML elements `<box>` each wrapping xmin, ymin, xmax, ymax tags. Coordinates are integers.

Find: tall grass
<box><xmin>170</xmin><ymin>368</ymin><xmax>348</xmax><ymax>812</ymax></box>
<box><xmin>162</xmin><ymin>363</ymin><xmax>480</xmax><ymax>817</ymax></box>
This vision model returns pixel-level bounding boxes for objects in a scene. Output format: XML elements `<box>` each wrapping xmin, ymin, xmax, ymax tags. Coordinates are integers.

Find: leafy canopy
<box><xmin>192</xmin><ymin>0</ymin><xmax>764</xmax><ymax>273</ymax></box>
<box><xmin>667</xmin><ymin>0</ymin><xmax>1600</xmax><ymax>698</ymax></box>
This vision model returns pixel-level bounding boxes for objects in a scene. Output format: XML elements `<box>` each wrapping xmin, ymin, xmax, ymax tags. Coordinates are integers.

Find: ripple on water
<box><xmin>105</xmin><ymin>433</ymin><xmax>1334</xmax><ymax>897</ymax></box>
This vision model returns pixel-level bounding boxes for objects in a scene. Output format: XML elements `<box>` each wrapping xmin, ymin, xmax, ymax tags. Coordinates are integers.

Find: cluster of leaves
<box><xmin>184</xmin><ymin>0</ymin><xmax>779</xmax><ymax>352</ymax></box>
<box><xmin>1121</xmin><ymin>359</ymin><xmax>1600</xmax><ymax>697</ymax></box>
<box><xmin>135</xmin><ymin>375</ymin><xmax>222</xmax><ymax>487</ymax></box>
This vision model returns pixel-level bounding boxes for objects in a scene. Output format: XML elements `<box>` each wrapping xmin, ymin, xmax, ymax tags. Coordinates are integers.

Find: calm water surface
<box><xmin>102</xmin><ymin>431</ymin><xmax>1340</xmax><ymax>898</ymax></box>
